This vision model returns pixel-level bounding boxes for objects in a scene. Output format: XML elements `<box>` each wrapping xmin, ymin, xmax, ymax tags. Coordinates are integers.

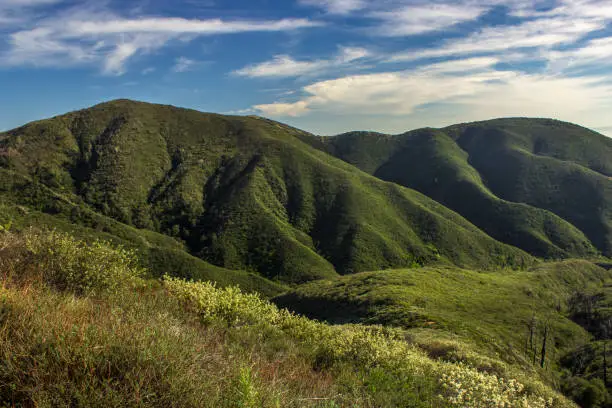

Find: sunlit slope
<box><xmin>0</xmin><ymin>100</ymin><xmax>533</xmax><ymax>282</ymax></box>
<box><xmin>274</xmin><ymin>260</ymin><xmax>611</xmax><ymax>378</ymax></box>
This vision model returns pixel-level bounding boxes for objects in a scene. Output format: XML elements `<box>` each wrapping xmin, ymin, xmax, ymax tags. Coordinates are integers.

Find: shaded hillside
<box><xmin>317</xmin><ymin>119</ymin><xmax>608</xmax><ymax>259</ymax></box>
<box><xmin>0</xmin><ymin>170</ymin><xmax>286</xmax><ymax>297</ymax></box>
<box><xmin>0</xmin><ymin>100</ymin><xmax>532</xmax><ymax>283</ymax></box>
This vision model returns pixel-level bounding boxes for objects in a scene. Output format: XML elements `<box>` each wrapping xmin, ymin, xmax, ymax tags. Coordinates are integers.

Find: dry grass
<box><xmin>0</xmin><ymin>230</ymin><xmax>346</xmax><ymax>408</ymax></box>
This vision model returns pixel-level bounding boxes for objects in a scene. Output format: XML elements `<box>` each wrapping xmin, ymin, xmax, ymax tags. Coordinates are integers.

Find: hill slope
<box><xmin>316</xmin><ymin>118</ymin><xmax>608</xmax><ymax>259</ymax></box>
<box><xmin>0</xmin><ymin>229</ymin><xmax>580</xmax><ymax>407</ymax></box>
<box><xmin>0</xmin><ymin>100</ymin><xmax>534</xmax><ymax>282</ymax></box>
<box><xmin>274</xmin><ymin>260</ymin><xmax>612</xmax><ymax>406</ymax></box>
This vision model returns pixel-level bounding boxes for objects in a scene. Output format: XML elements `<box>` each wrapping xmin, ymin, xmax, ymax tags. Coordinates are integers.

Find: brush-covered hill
<box><xmin>0</xmin><ymin>100</ymin><xmax>535</xmax><ymax>283</ymax></box>
<box><xmin>0</xmin><ymin>229</ymin><xmax>582</xmax><ymax>407</ymax></box>
<box><xmin>315</xmin><ymin>118</ymin><xmax>609</xmax><ymax>259</ymax></box>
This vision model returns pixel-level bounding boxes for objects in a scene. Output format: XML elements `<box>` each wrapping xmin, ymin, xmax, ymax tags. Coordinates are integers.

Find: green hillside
<box><xmin>0</xmin><ymin>170</ymin><xmax>285</xmax><ymax>297</ymax></box>
<box><xmin>274</xmin><ymin>260</ymin><xmax>605</xmax><ymax>360</ymax></box>
<box><xmin>275</xmin><ymin>260</ymin><xmax>612</xmax><ymax>405</ymax></box>
<box><xmin>316</xmin><ymin>119</ymin><xmax>609</xmax><ymax>259</ymax></box>
<box><xmin>0</xmin><ymin>229</ymin><xmax>582</xmax><ymax>407</ymax></box>
<box><xmin>0</xmin><ymin>100</ymin><xmax>534</xmax><ymax>283</ymax></box>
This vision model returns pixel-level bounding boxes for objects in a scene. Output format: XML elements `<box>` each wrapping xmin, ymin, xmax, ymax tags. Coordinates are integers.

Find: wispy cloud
<box><xmin>546</xmin><ymin>37</ymin><xmax>612</xmax><ymax>73</ymax></box>
<box><xmin>67</xmin><ymin>17</ymin><xmax>322</xmax><ymax>35</ymax></box>
<box><xmin>172</xmin><ymin>56</ymin><xmax>198</xmax><ymax>73</ymax></box>
<box><xmin>253</xmin><ymin>56</ymin><xmax>612</xmax><ymax>130</ymax></box>
<box><xmin>371</xmin><ymin>4</ymin><xmax>485</xmax><ymax>37</ymax></box>
<box><xmin>0</xmin><ymin>0</ymin><xmax>63</xmax><ymax>26</ymax></box>
<box><xmin>299</xmin><ymin>0</ymin><xmax>366</xmax><ymax>15</ymax></box>
<box><xmin>233</xmin><ymin>46</ymin><xmax>370</xmax><ymax>78</ymax></box>
<box><xmin>235</xmin><ymin>0</ymin><xmax>612</xmax><ymax>133</ymax></box>
<box><xmin>1</xmin><ymin>5</ymin><xmax>322</xmax><ymax>75</ymax></box>
<box><xmin>1</xmin><ymin>0</ymin><xmax>62</xmax><ymax>4</ymax></box>
<box><xmin>389</xmin><ymin>16</ymin><xmax>604</xmax><ymax>62</ymax></box>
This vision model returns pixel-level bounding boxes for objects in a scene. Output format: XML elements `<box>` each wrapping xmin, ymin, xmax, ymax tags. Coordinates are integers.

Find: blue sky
<box><xmin>1</xmin><ymin>0</ymin><xmax>612</xmax><ymax>135</ymax></box>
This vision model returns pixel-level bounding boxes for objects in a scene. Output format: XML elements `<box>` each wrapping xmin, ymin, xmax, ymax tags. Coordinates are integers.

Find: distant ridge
<box><xmin>311</xmin><ymin>117</ymin><xmax>611</xmax><ymax>258</ymax></box>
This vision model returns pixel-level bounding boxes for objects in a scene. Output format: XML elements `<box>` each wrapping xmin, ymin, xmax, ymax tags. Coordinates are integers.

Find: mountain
<box><xmin>2</xmin><ymin>100</ymin><xmax>612</xmax><ymax>407</ymax></box>
<box><xmin>0</xmin><ymin>100</ymin><xmax>534</xmax><ymax>284</ymax></box>
<box><xmin>314</xmin><ymin>118</ymin><xmax>610</xmax><ymax>259</ymax></box>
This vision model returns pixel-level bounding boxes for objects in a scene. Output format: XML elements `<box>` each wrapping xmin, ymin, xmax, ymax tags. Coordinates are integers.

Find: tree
<box><xmin>526</xmin><ymin>313</ymin><xmax>537</xmax><ymax>363</ymax></box>
<box><xmin>540</xmin><ymin>323</ymin><xmax>549</xmax><ymax>369</ymax></box>
<box><xmin>600</xmin><ymin>317</ymin><xmax>612</xmax><ymax>386</ymax></box>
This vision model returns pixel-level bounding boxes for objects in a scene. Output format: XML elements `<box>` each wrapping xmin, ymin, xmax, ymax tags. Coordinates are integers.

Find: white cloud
<box><xmin>299</xmin><ymin>0</ymin><xmax>366</xmax><ymax>14</ymax></box>
<box><xmin>337</xmin><ymin>46</ymin><xmax>370</xmax><ymax>62</ymax></box>
<box><xmin>172</xmin><ymin>56</ymin><xmax>197</xmax><ymax>73</ymax></box>
<box><xmin>233</xmin><ymin>46</ymin><xmax>371</xmax><ymax>78</ymax></box>
<box><xmin>235</xmin><ymin>55</ymin><xmax>326</xmax><ymax>78</ymax></box>
<box><xmin>1</xmin><ymin>6</ymin><xmax>322</xmax><ymax>75</ymax></box>
<box><xmin>389</xmin><ymin>16</ymin><xmax>604</xmax><ymax>62</ymax></box>
<box><xmin>1</xmin><ymin>0</ymin><xmax>62</xmax><ymax>4</ymax></box>
<box><xmin>104</xmin><ymin>43</ymin><xmax>138</xmax><ymax>75</ymax></box>
<box><xmin>415</xmin><ymin>56</ymin><xmax>500</xmax><ymax>74</ymax></box>
<box><xmin>545</xmin><ymin>37</ymin><xmax>612</xmax><ymax>73</ymax></box>
<box><xmin>0</xmin><ymin>0</ymin><xmax>63</xmax><ymax>26</ymax></box>
<box><xmin>68</xmin><ymin>17</ymin><xmax>321</xmax><ymax>36</ymax></box>
<box><xmin>372</xmin><ymin>4</ymin><xmax>485</xmax><ymax>36</ymax></box>
<box><xmin>225</xmin><ymin>108</ymin><xmax>257</xmax><ymax>115</ymax></box>
<box><xmin>252</xmin><ymin>58</ymin><xmax>612</xmax><ymax>134</ymax></box>
<box><xmin>255</xmin><ymin>100</ymin><xmax>311</xmax><ymax>117</ymax></box>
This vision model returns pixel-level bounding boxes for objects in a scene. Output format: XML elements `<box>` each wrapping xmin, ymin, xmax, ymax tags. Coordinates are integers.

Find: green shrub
<box><xmin>0</xmin><ymin>230</ymin><xmax>580</xmax><ymax>407</ymax></box>
<box><xmin>163</xmin><ymin>276</ymin><xmax>279</xmax><ymax>326</ymax></box>
<box><xmin>562</xmin><ymin>376</ymin><xmax>608</xmax><ymax>408</ymax></box>
<box><xmin>10</xmin><ymin>229</ymin><xmax>144</xmax><ymax>295</ymax></box>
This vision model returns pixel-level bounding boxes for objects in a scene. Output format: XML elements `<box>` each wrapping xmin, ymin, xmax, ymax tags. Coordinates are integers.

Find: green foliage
<box><xmin>0</xmin><ymin>231</ymin><xmax>342</xmax><ymax>407</ymax></box>
<box><xmin>5</xmin><ymin>229</ymin><xmax>144</xmax><ymax>295</ymax></box>
<box><xmin>3</xmin><ymin>100</ymin><xmax>612</xmax><ymax>406</ymax></box>
<box><xmin>0</xmin><ymin>187</ymin><xmax>285</xmax><ymax>297</ymax></box>
<box><xmin>164</xmin><ymin>276</ymin><xmax>280</xmax><ymax>326</ymax></box>
<box><xmin>1</xmin><ymin>100</ymin><xmax>536</xmax><ymax>283</ymax></box>
<box><xmin>561</xmin><ymin>376</ymin><xmax>608</xmax><ymax>408</ymax></box>
<box><xmin>439</xmin><ymin>364</ymin><xmax>553</xmax><ymax>407</ymax></box>
<box><xmin>315</xmin><ymin>119</ymin><xmax>610</xmax><ymax>259</ymax></box>
<box><xmin>275</xmin><ymin>260</ymin><xmax>612</xmax><ymax>398</ymax></box>
<box><xmin>233</xmin><ymin>366</ymin><xmax>260</xmax><ymax>408</ymax></box>
<box><xmin>0</xmin><ymin>230</ymin><xmax>584</xmax><ymax>407</ymax></box>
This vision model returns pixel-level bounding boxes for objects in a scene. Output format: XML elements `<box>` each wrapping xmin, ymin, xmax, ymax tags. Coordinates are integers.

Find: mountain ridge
<box><xmin>310</xmin><ymin>117</ymin><xmax>611</xmax><ymax>259</ymax></box>
<box><xmin>1</xmin><ymin>99</ymin><xmax>544</xmax><ymax>284</ymax></box>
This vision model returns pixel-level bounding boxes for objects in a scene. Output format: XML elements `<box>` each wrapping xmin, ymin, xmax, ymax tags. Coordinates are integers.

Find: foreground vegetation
<box><xmin>0</xmin><ymin>229</ymin><xmax>579</xmax><ymax>407</ymax></box>
<box><xmin>276</xmin><ymin>263</ymin><xmax>612</xmax><ymax>407</ymax></box>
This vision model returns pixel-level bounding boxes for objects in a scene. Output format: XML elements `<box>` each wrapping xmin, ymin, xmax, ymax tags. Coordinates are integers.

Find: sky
<box><xmin>1</xmin><ymin>0</ymin><xmax>612</xmax><ymax>136</ymax></box>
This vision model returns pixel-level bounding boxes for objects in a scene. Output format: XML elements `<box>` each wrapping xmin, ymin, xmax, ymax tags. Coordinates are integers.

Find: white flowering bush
<box><xmin>163</xmin><ymin>277</ymin><xmax>575</xmax><ymax>408</ymax></box>
<box><xmin>439</xmin><ymin>363</ymin><xmax>555</xmax><ymax>408</ymax></box>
